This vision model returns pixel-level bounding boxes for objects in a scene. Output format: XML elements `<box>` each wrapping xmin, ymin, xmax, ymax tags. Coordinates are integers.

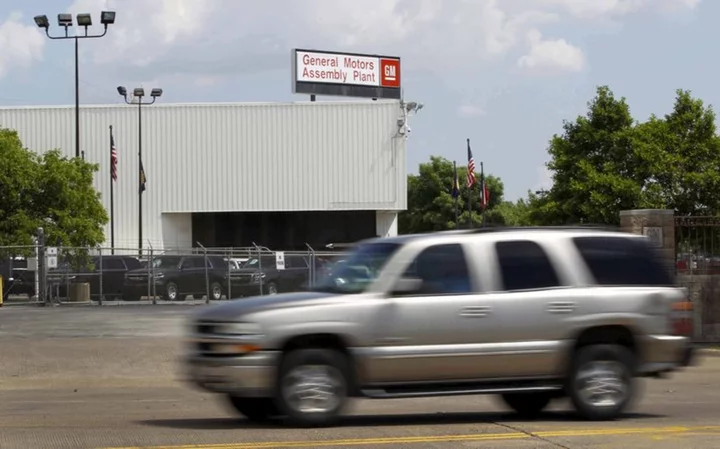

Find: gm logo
<box><xmin>380</xmin><ymin>58</ymin><xmax>401</xmax><ymax>88</ymax></box>
<box><xmin>384</xmin><ymin>64</ymin><xmax>396</xmax><ymax>81</ymax></box>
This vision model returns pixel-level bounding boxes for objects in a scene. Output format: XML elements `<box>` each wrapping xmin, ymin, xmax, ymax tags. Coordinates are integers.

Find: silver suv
<box><xmin>184</xmin><ymin>228</ymin><xmax>695</xmax><ymax>427</ymax></box>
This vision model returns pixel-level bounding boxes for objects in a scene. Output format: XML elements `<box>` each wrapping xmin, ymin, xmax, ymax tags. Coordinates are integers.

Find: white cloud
<box><xmin>457</xmin><ymin>105</ymin><xmax>486</xmax><ymax>118</ymax></box>
<box><xmin>517</xmin><ymin>30</ymin><xmax>586</xmax><ymax>74</ymax></box>
<box><xmin>64</xmin><ymin>0</ymin><xmax>700</xmax><ymax>82</ymax></box>
<box><xmin>0</xmin><ymin>12</ymin><xmax>45</xmax><ymax>80</ymax></box>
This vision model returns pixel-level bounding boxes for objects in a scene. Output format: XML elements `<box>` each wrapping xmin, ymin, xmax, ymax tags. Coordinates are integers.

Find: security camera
<box><xmin>406</xmin><ymin>126</ymin><xmax>412</xmax><ymax>134</ymax></box>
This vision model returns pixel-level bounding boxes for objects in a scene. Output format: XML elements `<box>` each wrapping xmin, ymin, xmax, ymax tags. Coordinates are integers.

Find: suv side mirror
<box><xmin>390</xmin><ymin>277</ymin><xmax>423</xmax><ymax>296</ymax></box>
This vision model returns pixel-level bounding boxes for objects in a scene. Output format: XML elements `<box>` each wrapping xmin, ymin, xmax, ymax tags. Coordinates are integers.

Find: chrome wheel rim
<box><xmin>268</xmin><ymin>285</ymin><xmax>277</xmax><ymax>295</ymax></box>
<box><xmin>167</xmin><ymin>285</ymin><xmax>177</xmax><ymax>300</ymax></box>
<box><xmin>282</xmin><ymin>365</ymin><xmax>345</xmax><ymax>414</ymax></box>
<box><xmin>576</xmin><ymin>360</ymin><xmax>628</xmax><ymax>408</ymax></box>
<box><xmin>212</xmin><ymin>285</ymin><xmax>222</xmax><ymax>299</ymax></box>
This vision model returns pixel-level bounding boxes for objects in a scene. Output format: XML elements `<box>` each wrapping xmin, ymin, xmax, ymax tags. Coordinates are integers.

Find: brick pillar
<box><xmin>619</xmin><ymin>209</ymin><xmax>675</xmax><ymax>273</ymax></box>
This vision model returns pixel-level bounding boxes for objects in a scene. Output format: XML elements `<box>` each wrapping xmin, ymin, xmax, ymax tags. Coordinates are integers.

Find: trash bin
<box><xmin>68</xmin><ymin>282</ymin><xmax>91</xmax><ymax>303</ymax></box>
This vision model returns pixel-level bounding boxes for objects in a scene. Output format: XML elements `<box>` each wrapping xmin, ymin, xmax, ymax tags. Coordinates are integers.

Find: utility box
<box><xmin>68</xmin><ymin>282</ymin><xmax>90</xmax><ymax>303</ymax></box>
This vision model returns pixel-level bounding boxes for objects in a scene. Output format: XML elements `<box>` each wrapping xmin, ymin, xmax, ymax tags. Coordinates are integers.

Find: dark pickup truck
<box><xmin>227</xmin><ymin>254</ymin><xmax>318</xmax><ymax>297</ymax></box>
<box><xmin>123</xmin><ymin>254</ymin><xmax>228</xmax><ymax>301</ymax></box>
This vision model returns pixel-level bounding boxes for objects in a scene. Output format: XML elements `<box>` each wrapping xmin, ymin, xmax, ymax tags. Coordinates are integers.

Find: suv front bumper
<box><xmin>638</xmin><ymin>335</ymin><xmax>694</xmax><ymax>375</ymax></box>
<box><xmin>183</xmin><ymin>351</ymin><xmax>280</xmax><ymax>397</ymax></box>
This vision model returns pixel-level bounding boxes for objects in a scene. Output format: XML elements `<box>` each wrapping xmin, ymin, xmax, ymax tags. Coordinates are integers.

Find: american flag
<box><xmin>480</xmin><ymin>162</ymin><xmax>490</xmax><ymax>209</ymax></box>
<box><xmin>466</xmin><ymin>139</ymin><xmax>476</xmax><ymax>188</ymax></box>
<box><xmin>110</xmin><ymin>129</ymin><xmax>118</xmax><ymax>182</ymax></box>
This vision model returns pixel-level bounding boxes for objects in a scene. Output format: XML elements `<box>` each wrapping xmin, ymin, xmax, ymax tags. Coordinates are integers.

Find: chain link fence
<box><xmin>1</xmin><ymin>242</ymin><xmax>349</xmax><ymax>306</ymax></box>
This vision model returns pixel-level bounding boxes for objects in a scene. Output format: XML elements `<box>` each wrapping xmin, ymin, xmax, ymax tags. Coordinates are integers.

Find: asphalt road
<box><xmin>2</xmin><ymin>305</ymin><xmax>720</xmax><ymax>449</ymax></box>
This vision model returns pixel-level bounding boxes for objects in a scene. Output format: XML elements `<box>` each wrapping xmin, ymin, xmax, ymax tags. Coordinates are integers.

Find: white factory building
<box><xmin>0</xmin><ymin>100</ymin><xmax>407</xmax><ymax>251</ymax></box>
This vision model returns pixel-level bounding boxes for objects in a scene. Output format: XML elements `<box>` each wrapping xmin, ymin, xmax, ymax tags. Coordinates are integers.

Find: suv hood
<box><xmin>193</xmin><ymin>291</ymin><xmax>338</xmax><ymax>321</ymax></box>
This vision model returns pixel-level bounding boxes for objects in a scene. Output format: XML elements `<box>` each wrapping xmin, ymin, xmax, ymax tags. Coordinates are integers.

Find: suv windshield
<box><xmin>310</xmin><ymin>242</ymin><xmax>401</xmax><ymax>294</ymax></box>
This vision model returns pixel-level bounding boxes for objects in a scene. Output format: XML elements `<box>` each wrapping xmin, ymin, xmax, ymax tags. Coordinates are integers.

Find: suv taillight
<box><xmin>670</xmin><ymin>299</ymin><xmax>694</xmax><ymax>337</ymax></box>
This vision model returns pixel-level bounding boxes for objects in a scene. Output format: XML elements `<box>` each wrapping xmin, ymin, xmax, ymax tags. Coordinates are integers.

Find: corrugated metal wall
<box><xmin>0</xmin><ymin>101</ymin><xmax>407</xmax><ymax>248</ymax></box>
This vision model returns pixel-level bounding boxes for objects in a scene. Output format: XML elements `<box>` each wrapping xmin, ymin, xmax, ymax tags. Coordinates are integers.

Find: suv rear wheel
<box><xmin>226</xmin><ymin>396</ymin><xmax>278</xmax><ymax>422</ymax></box>
<box><xmin>275</xmin><ymin>348</ymin><xmax>350</xmax><ymax>427</ymax></box>
<box><xmin>500</xmin><ymin>392</ymin><xmax>553</xmax><ymax>418</ymax></box>
<box><xmin>568</xmin><ymin>344</ymin><xmax>636</xmax><ymax>421</ymax></box>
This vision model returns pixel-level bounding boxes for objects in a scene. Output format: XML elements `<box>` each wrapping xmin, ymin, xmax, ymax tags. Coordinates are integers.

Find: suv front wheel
<box><xmin>568</xmin><ymin>344</ymin><xmax>636</xmax><ymax>421</ymax></box>
<box><xmin>275</xmin><ymin>348</ymin><xmax>351</xmax><ymax>427</ymax></box>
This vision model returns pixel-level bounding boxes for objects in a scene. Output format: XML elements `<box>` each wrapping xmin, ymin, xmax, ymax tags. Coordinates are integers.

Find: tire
<box><xmin>567</xmin><ymin>344</ymin><xmax>636</xmax><ymax>421</ymax></box>
<box><xmin>274</xmin><ymin>349</ymin><xmax>351</xmax><ymax>427</ymax></box>
<box><xmin>500</xmin><ymin>392</ymin><xmax>552</xmax><ymax>418</ymax></box>
<box><xmin>210</xmin><ymin>281</ymin><xmax>223</xmax><ymax>300</ymax></box>
<box><xmin>226</xmin><ymin>396</ymin><xmax>279</xmax><ymax>423</ymax></box>
<box><xmin>163</xmin><ymin>282</ymin><xmax>179</xmax><ymax>301</ymax></box>
<box><xmin>266</xmin><ymin>282</ymin><xmax>278</xmax><ymax>296</ymax></box>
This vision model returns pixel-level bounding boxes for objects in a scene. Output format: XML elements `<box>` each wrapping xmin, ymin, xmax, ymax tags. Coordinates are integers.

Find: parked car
<box><xmin>0</xmin><ymin>257</ymin><xmax>35</xmax><ymax>299</ymax></box>
<box><xmin>48</xmin><ymin>255</ymin><xmax>143</xmax><ymax>301</ymax></box>
<box><xmin>123</xmin><ymin>254</ymin><xmax>228</xmax><ymax>301</ymax></box>
<box><xmin>184</xmin><ymin>227</ymin><xmax>695</xmax><ymax>427</ymax></box>
<box><xmin>228</xmin><ymin>254</ymin><xmax>314</xmax><ymax>297</ymax></box>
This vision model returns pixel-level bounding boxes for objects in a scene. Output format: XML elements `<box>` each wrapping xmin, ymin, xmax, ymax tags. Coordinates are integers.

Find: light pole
<box><xmin>117</xmin><ymin>86</ymin><xmax>163</xmax><ymax>256</ymax></box>
<box><xmin>34</xmin><ymin>11</ymin><xmax>116</xmax><ymax>159</ymax></box>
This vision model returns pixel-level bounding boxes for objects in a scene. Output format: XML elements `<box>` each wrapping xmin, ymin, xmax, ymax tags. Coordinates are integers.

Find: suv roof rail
<box><xmin>452</xmin><ymin>224</ymin><xmax>622</xmax><ymax>234</ymax></box>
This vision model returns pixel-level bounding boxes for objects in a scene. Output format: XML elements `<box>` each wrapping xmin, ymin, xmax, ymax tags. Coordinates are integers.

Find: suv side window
<box><xmin>403</xmin><ymin>243</ymin><xmax>473</xmax><ymax>295</ymax></box>
<box><xmin>495</xmin><ymin>240</ymin><xmax>561</xmax><ymax>291</ymax></box>
<box><xmin>573</xmin><ymin>236</ymin><xmax>674</xmax><ymax>286</ymax></box>
<box><xmin>180</xmin><ymin>257</ymin><xmax>199</xmax><ymax>269</ymax></box>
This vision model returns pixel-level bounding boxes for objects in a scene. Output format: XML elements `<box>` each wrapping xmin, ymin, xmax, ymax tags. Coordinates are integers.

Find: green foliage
<box><xmin>531</xmin><ymin>87</ymin><xmax>720</xmax><ymax>225</ymax></box>
<box><xmin>0</xmin><ymin>127</ymin><xmax>108</xmax><ymax>267</ymax></box>
<box><xmin>399</xmin><ymin>156</ymin><xmax>505</xmax><ymax>234</ymax></box>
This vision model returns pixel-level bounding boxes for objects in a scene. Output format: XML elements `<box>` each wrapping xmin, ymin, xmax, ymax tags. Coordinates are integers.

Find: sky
<box><xmin>0</xmin><ymin>0</ymin><xmax>713</xmax><ymax>201</ymax></box>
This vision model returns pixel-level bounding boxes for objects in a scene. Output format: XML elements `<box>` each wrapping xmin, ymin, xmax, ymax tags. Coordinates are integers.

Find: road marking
<box><xmin>99</xmin><ymin>425</ymin><xmax>720</xmax><ymax>449</ymax></box>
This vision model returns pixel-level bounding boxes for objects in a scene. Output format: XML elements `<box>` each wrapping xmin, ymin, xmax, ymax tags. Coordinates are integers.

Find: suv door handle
<box><xmin>460</xmin><ymin>306</ymin><xmax>491</xmax><ymax>317</ymax></box>
<box><xmin>547</xmin><ymin>301</ymin><xmax>577</xmax><ymax>313</ymax></box>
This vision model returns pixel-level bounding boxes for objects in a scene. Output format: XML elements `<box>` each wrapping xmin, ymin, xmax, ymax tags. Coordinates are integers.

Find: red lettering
<box><xmin>302</xmin><ymin>53</ymin><xmax>338</xmax><ymax>68</ymax></box>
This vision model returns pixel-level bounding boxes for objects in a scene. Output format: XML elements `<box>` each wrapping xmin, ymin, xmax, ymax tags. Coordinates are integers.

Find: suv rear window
<box><xmin>572</xmin><ymin>236</ymin><xmax>674</xmax><ymax>286</ymax></box>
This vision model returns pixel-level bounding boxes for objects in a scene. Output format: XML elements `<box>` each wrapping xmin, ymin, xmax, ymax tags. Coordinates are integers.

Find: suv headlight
<box><xmin>250</xmin><ymin>272</ymin><xmax>265</xmax><ymax>282</ymax></box>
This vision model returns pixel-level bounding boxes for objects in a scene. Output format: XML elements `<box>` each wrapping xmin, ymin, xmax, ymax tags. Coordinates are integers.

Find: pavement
<box><xmin>2</xmin><ymin>305</ymin><xmax>720</xmax><ymax>449</ymax></box>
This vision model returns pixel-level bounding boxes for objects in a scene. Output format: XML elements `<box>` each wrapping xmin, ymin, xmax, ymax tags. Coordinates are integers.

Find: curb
<box><xmin>1</xmin><ymin>301</ymin><xmax>94</xmax><ymax>308</ymax></box>
<box><xmin>699</xmin><ymin>348</ymin><xmax>720</xmax><ymax>357</ymax></box>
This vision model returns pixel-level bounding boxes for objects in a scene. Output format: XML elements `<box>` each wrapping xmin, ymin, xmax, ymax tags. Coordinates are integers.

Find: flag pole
<box><xmin>466</xmin><ymin>138</ymin><xmax>473</xmax><ymax>229</ymax></box>
<box><xmin>453</xmin><ymin>160</ymin><xmax>459</xmax><ymax>229</ymax></box>
<box><xmin>480</xmin><ymin>161</ymin><xmax>485</xmax><ymax>228</ymax></box>
<box><xmin>109</xmin><ymin>125</ymin><xmax>115</xmax><ymax>254</ymax></box>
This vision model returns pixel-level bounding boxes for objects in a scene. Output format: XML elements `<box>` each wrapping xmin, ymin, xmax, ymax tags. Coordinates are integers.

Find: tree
<box><xmin>541</xmin><ymin>86</ymin><xmax>643</xmax><ymax>225</ymax></box>
<box><xmin>635</xmin><ymin>90</ymin><xmax>720</xmax><ymax>215</ymax></box>
<box><xmin>531</xmin><ymin>86</ymin><xmax>720</xmax><ymax>225</ymax></box>
<box><xmin>0</xmin><ymin>127</ymin><xmax>108</xmax><ymax>265</ymax></box>
<box><xmin>399</xmin><ymin>156</ymin><xmax>504</xmax><ymax>234</ymax></box>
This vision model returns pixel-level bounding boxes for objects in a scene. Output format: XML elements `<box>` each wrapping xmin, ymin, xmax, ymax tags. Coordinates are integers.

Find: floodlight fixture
<box><xmin>76</xmin><ymin>14</ymin><xmax>92</xmax><ymax>27</ymax></box>
<box><xmin>100</xmin><ymin>11</ymin><xmax>116</xmax><ymax>26</ymax></box>
<box><xmin>34</xmin><ymin>15</ymin><xmax>49</xmax><ymax>29</ymax></box>
<box><xmin>57</xmin><ymin>13</ymin><xmax>73</xmax><ymax>27</ymax></box>
<box><xmin>38</xmin><ymin>10</ymin><xmax>116</xmax><ymax>159</ymax></box>
<box><xmin>150</xmin><ymin>88</ymin><xmax>163</xmax><ymax>98</ymax></box>
<box><xmin>133</xmin><ymin>88</ymin><xmax>145</xmax><ymax>98</ymax></box>
<box><xmin>117</xmin><ymin>86</ymin><xmax>127</xmax><ymax>97</ymax></box>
